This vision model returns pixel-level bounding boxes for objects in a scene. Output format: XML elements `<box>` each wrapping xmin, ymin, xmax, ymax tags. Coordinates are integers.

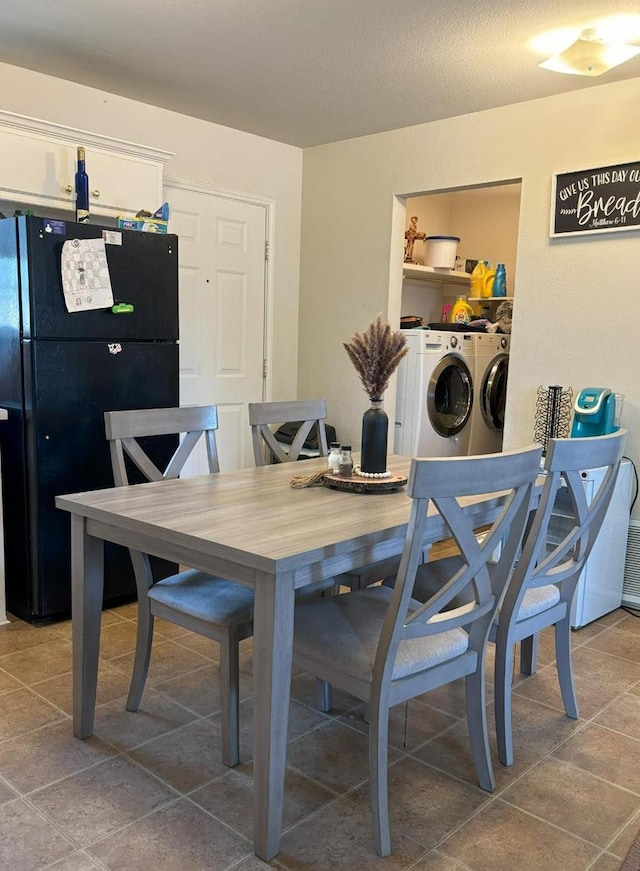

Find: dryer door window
<box><xmin>427</xmin><ymin>355</ymin><xmax>473</xmax><ymax>437</ymax></box>
<box><xmin>481</xmin><ymin>354</ymin><xmax>509</xmax><ymax>431</ymax></box>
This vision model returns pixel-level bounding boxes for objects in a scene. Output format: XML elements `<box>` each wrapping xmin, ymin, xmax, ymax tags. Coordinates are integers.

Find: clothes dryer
<box><xmin>394</xmin><ymin>329</ymin><xmax>474</xmax><ymax>458</ymax></box>
<box><xmin>468</xmin><ymin>333</ymin><xmax>510</xmax><ymax>454</ymax></box>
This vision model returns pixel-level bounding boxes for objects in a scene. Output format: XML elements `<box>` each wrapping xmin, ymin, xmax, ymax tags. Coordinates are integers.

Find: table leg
<box><xmin>252</xmin><ymin>569</ymin><xmax>295</xmax><ymax>861</ymax></box>
<box><xmin>71</xmin><ymin>514</ymin><xmax>104</xmax><ymax>739</ymax></box>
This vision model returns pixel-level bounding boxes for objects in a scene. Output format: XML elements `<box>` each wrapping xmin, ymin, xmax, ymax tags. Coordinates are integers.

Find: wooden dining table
<box><xmin>56</xmin><ymin>453</ymin><xmax>509</xmax><ymax>861</ymax></box>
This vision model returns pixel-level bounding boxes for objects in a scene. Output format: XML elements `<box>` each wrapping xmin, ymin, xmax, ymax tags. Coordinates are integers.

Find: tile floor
<box><xmin>1</xmin><ymin>603</ymin><xmax>640</xmax><ymax>871</ymax></box>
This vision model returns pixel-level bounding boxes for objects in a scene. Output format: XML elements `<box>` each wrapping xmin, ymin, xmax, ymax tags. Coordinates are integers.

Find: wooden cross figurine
<box><xmin>404</xmin><ymin>216</ymin><xmax>426</xmax><ymax>263</ymax></box>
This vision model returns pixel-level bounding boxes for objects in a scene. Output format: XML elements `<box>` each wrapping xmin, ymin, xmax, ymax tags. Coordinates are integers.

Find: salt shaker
<box><xmin>338</xmin><ymin>445</ymin><xmax>353</xmax><ymax>477</ymax></box>
<box><xmin>327</xmin><ymin>442</ymin><xmax>341</xmax><ymax>474</ymax></box>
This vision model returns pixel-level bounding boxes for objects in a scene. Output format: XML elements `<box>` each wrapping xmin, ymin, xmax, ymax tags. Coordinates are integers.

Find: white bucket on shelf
<box><xmin>425</xmin><ymin>235</ymin><xmax>461</xmax><ymax>271</ymax></box>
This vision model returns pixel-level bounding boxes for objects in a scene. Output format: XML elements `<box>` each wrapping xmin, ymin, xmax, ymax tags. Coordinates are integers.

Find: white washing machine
<box><xmin>468</xmin><ymin>333</ymin><xmax>510</xmax><ymax>454</ymax></box>
<box><xmin>394</xmin><ymin>329</ymin><xmax>474</xmax><ymax>458</ymax></box>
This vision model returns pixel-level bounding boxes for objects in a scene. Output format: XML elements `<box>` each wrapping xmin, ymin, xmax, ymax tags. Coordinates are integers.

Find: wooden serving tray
<box><xmin>323</xmin><ymin>472</ymin><xmax>408</xmax><ymax>493</ymax></box>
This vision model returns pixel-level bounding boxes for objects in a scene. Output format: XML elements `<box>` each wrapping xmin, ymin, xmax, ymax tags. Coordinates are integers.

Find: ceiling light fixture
<box><xmin>539</xmin><ymin>28</ymin><xmax>640</xmax><ymax>76</ymax></box>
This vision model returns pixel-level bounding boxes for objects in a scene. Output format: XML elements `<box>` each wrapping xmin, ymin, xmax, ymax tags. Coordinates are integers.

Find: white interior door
<box><xmin>168</xmin><ymin>184</ymin><xmax>267</xmax><ymax>472</ymax></box>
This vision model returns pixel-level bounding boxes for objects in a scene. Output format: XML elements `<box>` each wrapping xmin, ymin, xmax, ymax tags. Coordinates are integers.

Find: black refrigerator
<box><xmin>0</xmin><ymin>215</ymin><xmax>180</xmax><ymax>623</ymax></box>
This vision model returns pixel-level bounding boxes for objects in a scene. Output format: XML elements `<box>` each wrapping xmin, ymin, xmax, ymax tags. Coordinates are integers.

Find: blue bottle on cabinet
<box><xmin>75</xmin><ymin>146</ymin><xmax>90</xmax><ymax>223</ymax></box>
<box><xmin>492</xmin><ymin>263</ymin><xmax>507</xmax><ymax>297</ymax></box>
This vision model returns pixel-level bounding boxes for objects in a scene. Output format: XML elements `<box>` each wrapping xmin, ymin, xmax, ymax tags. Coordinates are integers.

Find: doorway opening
<box><xmin>401</xmin><ymin>181</ymin><xmax>522</xmax><ymax>327</ymax></box>
<box><xmin>394</xmin><ymin>180</ymin><xmax>522</xmax><ymax>458</ymax></box>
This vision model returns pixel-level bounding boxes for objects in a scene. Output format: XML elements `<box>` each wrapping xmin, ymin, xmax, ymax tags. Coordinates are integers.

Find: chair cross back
<box><xmin>501</xmin><ymin>430</ymin><xmax>627</xmax><ymax>619</ymax></box>
<box><xmin>105</xmin><ymin>406</ymin><xmax>220</xmax><ymax>486</ymax></box>
<box><xmin>248</xmin><ymin>399</ymin><xmax>329</xmax><ymax>465</ymax></box>
<box><xmin>526</xmin><ymin>468</ymin><xmax>602</xmax><ymax>588</ymax></box>
<box><xmin>403</xmin><ymin>491</ymin><xmax>527</xmax><ymax>635</ymax></box>
<box><xmin>291</xmin><ymin>444</ymin><xmax>542</xmax><ymax>856</ymax></box>
<box><xmin>491</xmin><ymin>429</ymin><xmax>627</xmax><ymax>769</ymax></box>
<box><xmin>103</xmin><ymin>404</ymin><xmax>254</xmax><ymax>770</ymax></box>
<box><xmin>376</xmin><ymin>447</ymin><xmax>541</xmax><ymax>682</ymax></box>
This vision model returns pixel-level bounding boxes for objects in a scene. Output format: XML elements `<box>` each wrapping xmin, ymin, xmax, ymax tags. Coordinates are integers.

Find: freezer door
<box><xmin>11</xmin><ymin>338</ymin><xmax>180</xmax><ymax>621</ymax></box>
<box><xmin>19</xmin><ymin>215</ymin><xmax>178</xmax><ymax>341</ymax></box>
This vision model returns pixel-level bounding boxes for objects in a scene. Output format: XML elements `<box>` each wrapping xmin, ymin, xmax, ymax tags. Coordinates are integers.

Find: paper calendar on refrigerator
<box><xmin>61</xmin><ymin>237</ymin><xmax>114</xmax><ymax>312</ymax></box>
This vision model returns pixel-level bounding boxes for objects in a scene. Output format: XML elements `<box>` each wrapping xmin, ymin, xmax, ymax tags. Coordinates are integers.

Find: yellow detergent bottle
<box><xmin>482</xmin><ymin>266</ymin><xmax>496</xmax><ymax>298</ymax></box>
<box><xmin>450</xmin><ymin>295</ymin><xmax>474</xmax><ymax>325</ymax></box>
<box><xmin>470</xmin><ymin>260</ymin><xmax>488</xmax><ymax>297</ymax></box>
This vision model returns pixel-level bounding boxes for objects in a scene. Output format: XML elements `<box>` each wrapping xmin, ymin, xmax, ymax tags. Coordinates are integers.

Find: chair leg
<box><xmin>126</xmin><ymin>604</ymin><xmax>154</xmax><ymax>712</ymax></box>
<box><xmin>465</xmin><ymin>669</ymin><xmax>495</xmax><ymax>792</ymax></box>
<box><xmin>219</xmin><ymin>628</ymin><xmax>241</xmax><ymax>767</ymax></box>
<box><xmin>369</xmin><ymin>701</ymin><xmax>391</xmax><ymax>857</ymax></box>
<box><xmin>555</xmin><ymin>617</ymin><xmax>579</xmax><ymax>719</ymax></box>
<box><xmin>315</xmin><ymin>678</ymin><xmax>333</xmax><ymax>712</ymax></box>
<box><xmin>494</xmin><ymin>639</ymin><xmax>515</xmax><ymax>767</ymax></box>
<box><xmin>519</xmin><ymin>633</ymin><xmax>540</xmax><ymax>675</ymax></box>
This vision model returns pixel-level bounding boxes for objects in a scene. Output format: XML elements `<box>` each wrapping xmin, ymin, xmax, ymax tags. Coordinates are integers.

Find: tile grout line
<box><xmin>39</xmin><ymin>847</ymin><xmax>112</xmax><ymax>871</ymax></box>
<box><xmin>386</xmin><ymin>659</ymin><xmax>640</xmax><ymax>863</ymax></box>
<box><xmin>405</xmin><ymin>850</ymin><xmax>475</xmax><ymax>871</ymax></box>
<box><xmin>16</xmin><ymin>707</ymin><xmax>273</xmax><ymax>868</ymax></box>
<box><xmin>336</xmin><ymin>757</ymin><xmax>491</xmax><ymax>856</ymax></box>
<box><xmin>478</xmin><ymin>675</ymin><xmax>640</xmax><ymax>859</ymax></box>
<box><xmin>490</xmin><ymin>794</ymin><xmax>626</xmax><ymax>855</ymax></box>
<box><xmin>598</xmin><ymin>793</ymin><xmax>640</xmax><ymax>859</ymax></box>
<box><xmin>3</xmin><ymin>609</ymin><xmax>639</xmax><ymax>869</ymax></box>
<box><xmin>15</xmin><ymin>790</ymin><xmax>84</xmax><ymax>858</ymax></box>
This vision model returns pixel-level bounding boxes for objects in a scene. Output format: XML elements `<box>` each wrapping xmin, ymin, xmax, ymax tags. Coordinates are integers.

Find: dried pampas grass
<box><xmin>343</xmin><ymin>315</ymin><xmax>408</xmax><ymax>401</ymax></box>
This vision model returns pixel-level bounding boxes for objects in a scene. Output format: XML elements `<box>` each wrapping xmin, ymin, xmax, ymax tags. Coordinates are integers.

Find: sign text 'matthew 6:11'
<box><xmin>550</xmin><ymin>160</ymin><xmax>640</xmax><ymax>237</ymax></box>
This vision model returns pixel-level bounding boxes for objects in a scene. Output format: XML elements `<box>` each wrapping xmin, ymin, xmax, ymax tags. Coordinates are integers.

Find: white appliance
<box><xmin>468</xmin><ymin>333</ymin><xmax>510</xmax><ymax>455</ymax></box>
<box><xmin>394</xmin><ymin>329</ymin><xmax>474</xmax><ymax>458</ymax></box>
<box><xmin>547</xmin><ymin>459</ymin><xmax>632</xmax><ymax>628</ymax></box>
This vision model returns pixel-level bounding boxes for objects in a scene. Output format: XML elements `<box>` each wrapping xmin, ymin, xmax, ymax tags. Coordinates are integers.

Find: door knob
<box><xmin>64</xmin><ymin>184</ymin><xmax>73</xmax><ymax>194</ymax></box>
<box><xmin>91</xmin><ymin>189</ymin><xmax>100</xmax><ymax>199</ymax></box>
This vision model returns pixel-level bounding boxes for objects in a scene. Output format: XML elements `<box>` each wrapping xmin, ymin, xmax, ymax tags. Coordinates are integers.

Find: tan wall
<box><xmin>0</xmin><ymin>62</ymin><xmax>303</xmax><ymax>402</ymax></box>
<box><xmin>298</xmin><ymin>77</ymin><xmax>640</xmax><ymax>515</ymax></box>
<box><xmin>401</xmin><ymin>185</ymin><xmax>522</xmax><ymax>323</ymax></box>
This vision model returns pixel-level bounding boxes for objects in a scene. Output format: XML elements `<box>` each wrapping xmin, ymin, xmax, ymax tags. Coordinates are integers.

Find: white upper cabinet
<box><xmin>0</xmin><ymin>111</ymin><xmax>174</xmax><ymax>218</ymax></box>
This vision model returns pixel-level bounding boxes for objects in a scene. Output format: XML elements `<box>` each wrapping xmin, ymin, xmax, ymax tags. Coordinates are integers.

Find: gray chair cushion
<box><xmin>516</xmin><ymin>584</ymin><xmax>561</xmax><ymax>620</ymax></box>
<box><xmin>294</xmin><ymin>586</ymin><xmax>469</xmax><ymax>683</ymax></box>
<box><xmin>402</xmin><ymin>557</ymin><xmax>561</xmax><ymax>623</ymax></box>
<box><xmin>149</xmin><ymin>570</ymin><xmax>255</xmax><ymax>626</ymax></box>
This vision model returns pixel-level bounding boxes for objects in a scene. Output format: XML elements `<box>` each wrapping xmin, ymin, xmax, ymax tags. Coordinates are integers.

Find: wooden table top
<box><xmin>56</xmin><ymin>455</ymin><xmax>509</xmax><ymax>578</ymax></box>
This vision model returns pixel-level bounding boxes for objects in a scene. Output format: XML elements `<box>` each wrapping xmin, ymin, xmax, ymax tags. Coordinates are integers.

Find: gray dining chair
<box><xmin>247</xmin><ymin>398</ymin><xmax>338</xmax><ymax>596</ymax></box>
<box><xmin>248</xmin><ymin>399</ymin><xmax>411</xmax><ymax>593</ymax></box>
<box><xmin>248</xmin><ymin>399</ymin><xmax>330</xmax><ymax>465</ymax></box>
<box><xmin>292</xmin><ymin>444</ymin><xmax>542</xmax><ymax>856</ymax></box>
<box><xmin>104</xmin><ymin>405</ymin><xmax>254</xmax><ymax>767</ymax></box>
<box><xmin>492</xmin><ymin>429</ymin><xmax>627</xmax><ymax>766</ymax></box>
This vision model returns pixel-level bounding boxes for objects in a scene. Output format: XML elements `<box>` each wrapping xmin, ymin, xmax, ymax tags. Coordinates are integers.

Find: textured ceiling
<box><xmin>0</xmin><ymin>0</ymin><xmax>639</xmax><ymax>147</ymax></box>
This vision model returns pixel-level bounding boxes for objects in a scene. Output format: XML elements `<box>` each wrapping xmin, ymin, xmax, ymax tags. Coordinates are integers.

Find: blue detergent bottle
<box><xmin>493</xmin><ymin>263</ymin><xmax>507</xmax><ymax>297</ymax></box>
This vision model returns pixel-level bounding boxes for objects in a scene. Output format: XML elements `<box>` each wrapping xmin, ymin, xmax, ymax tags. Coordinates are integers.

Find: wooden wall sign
<box><xmin>550</xmin><ymin>160</ymin><xmax>640</xmax><ymax>237</ymax></box>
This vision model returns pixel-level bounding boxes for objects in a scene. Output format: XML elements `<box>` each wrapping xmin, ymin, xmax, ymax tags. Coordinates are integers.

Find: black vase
<box><xmin>361</xmin><ymin>400</ymin><xmax>388</xmax><ymax>473</ymax></box>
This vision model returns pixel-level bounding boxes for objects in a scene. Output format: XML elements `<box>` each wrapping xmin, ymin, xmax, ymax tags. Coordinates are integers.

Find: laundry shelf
<box><xmin>468</xmin><ymin>296</ymin><xmax>514</xmax><ymax>303</ymax></box>
<box><xmin>402</xmin><ymin>264</ymin><xmax>470</xmax><ymax>286</ymax></box>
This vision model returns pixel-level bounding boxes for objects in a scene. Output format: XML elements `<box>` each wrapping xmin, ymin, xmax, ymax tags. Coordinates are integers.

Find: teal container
<box><xmin>570</xmin><ymin>388</ymin><xmax>618</xmax><ymax>437</ymax></box>
<box><xmin>492</xmin><ymin>263</ymin><xmax>507</xmax><ymax>297</ymax></box>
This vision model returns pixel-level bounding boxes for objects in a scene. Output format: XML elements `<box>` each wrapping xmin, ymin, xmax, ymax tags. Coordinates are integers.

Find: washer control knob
<box><xmin>450</xmin><ymin>336</ymin><xmax>458</xmax><ymax>348</ymax></box>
